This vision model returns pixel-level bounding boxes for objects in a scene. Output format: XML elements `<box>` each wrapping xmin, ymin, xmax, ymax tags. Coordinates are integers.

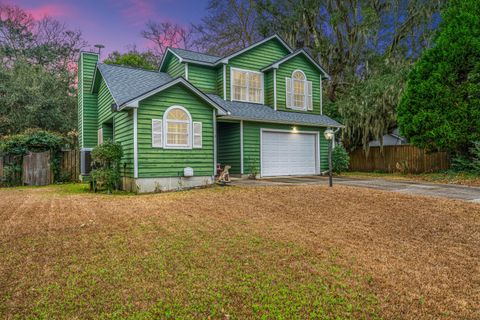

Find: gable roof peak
<box><xmin>218</xmin><ymin>33</ymin><xmax>293</xmax><ymax>64</ymax></box>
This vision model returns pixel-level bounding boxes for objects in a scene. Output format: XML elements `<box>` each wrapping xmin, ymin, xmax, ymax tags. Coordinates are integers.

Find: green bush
<box><xmin>2</xmin><ymin>163</ymin><xmax>21</xmax><ymax>186</ymax></box>
<box><xmin>451</xmin><ymin>142</ymin><xmax>480</xmax><ymax>173</ymax></box>
<box><xmin>0</xmin><ymin>129</ymin><xmax>65</xmax><ymax>184</ymax></box>
<box><xmin>332</xmin><ymin>144</ymin><xmax>350</xmax><ymax>174</ymax></box>
<box><xmin>90</xmin><ymin>140</ymin><xmax>123</xmax><ymax>193</ymax></box>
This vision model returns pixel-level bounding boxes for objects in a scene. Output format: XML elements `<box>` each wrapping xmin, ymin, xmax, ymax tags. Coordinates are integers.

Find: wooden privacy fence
<box><xmin>60</xmin><ymin>149</ymin><xmax>80</xmax><ymax>182</ymax></box>
<box><xmin>349</xmin><ymin>145</ymin><xmax>449</xmax><ymax>173</ymax></box>
<box><xmin>22</xmin><ymin>151</ymin><xmax>53</xmax><ymax>186</ymax></box>
<box><xmin>1</xmin><ymin>149</ymin><xmax>81</xmax><ymax>185</ymax></box>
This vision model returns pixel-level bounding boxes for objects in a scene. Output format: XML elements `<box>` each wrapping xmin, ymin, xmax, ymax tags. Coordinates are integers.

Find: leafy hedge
<box><xmin>91</xmin><ymin>140</ymin><xmax>123</xmax><ymax>193</ymax></box>
<box><xmin>0</xmin><ymin>129</ymin><xmax>66</xmax><ymax>183</ymax></box>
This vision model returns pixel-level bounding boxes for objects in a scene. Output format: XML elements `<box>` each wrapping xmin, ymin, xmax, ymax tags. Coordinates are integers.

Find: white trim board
<box><xmin>133</xmin><ymin>108</ymin><xmax>138</xmax><ymax>178</ymax></box>
<box><xmin>119</xmin><ymin>78</ymin><xmax>228</xmax><ymax>115</ymax></box>
<box><xmin>273</xmin><ymin>69</ymin><xmax>277</xmax><ymax>110</ymax></box>
<box><xmin>261</xmin><ymin>49</ymin><xmax>330</xmax><ymax>79</ymax></box>
<box><xmin>223</xmin><ymin>64</ymin><xmax>227</xmax><ymax>100</ymax></box>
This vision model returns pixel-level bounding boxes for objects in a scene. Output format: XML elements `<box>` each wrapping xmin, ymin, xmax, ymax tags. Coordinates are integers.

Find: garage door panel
<box><xmin>261</xmin><ymin>131</ymin><xmax>317</xmax><ymax>177</ymax></box>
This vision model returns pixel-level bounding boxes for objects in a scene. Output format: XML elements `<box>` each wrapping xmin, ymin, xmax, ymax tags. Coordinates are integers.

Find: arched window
<box><xmin>164</xmin><ymin>106</ymin><xmax>192</xmax><ymax>148</ymax></box>
<box><xmin>292</xmin><ymin>70</ymin><xmax>306</xmax><ymax>109</ymax></box>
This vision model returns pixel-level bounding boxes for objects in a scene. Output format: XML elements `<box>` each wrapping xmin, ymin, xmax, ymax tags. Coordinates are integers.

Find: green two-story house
<box><xmin>78</xmin><ymin>34</ymin><xmax>342</xmax><ymax>192</ymax></box>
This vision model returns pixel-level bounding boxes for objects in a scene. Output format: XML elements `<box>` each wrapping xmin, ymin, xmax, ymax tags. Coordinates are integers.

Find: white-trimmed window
<box><xmin>286</xmin><ymin>70</ymin><xmax>313</xmax><ymax>111</ymax></box>
<box><xmin>151</xmin><ymin>119</ymin><xmax>163</xmax><ymax>147</ymax></box>
<box><xmin>231</xmin><ymin>68</ymin><xmax>263</xmax><ymax>103</ymax></box>
<box><xmin>151</xmin><ymin>106</ymin><xmax>204</xmax><ymax>150</ymax></box>
<box><xmin>164</xmin><ymin>106</ymin><xmax>191</xmax><ymax>148</ymax></box>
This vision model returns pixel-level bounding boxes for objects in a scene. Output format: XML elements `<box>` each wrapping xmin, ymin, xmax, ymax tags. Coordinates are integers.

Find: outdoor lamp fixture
<box><xmin>324</xmin><ymin>128</ymin><xmax>335</xmax><ymax>187</ymax></box>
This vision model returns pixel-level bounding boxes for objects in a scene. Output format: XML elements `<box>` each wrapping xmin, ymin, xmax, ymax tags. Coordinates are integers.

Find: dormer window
<box><xmin>286</xmin><ymin>70</ymin><xmax>313</xmax><ymax>111</ymax></box>
<box><xmin>231</xmin><ymin>68</ymin><xmax>263</xmax><ymax>103</ymax></box>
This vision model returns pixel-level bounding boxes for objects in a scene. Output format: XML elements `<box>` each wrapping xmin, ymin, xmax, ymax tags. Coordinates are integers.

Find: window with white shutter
<box><xmin>193</xmin><ymin>122</ymin><xmax>202</xmax><ymax>148</ymax></box>
<box><xmin>152</xmin><ymin>119</ymin><xmax>163</xmax><ymax>148</ymax></box>
<box><xmin>285</xmin><ymin>77</ymin><xmax>292</xmax><ymax>108</ymax></box>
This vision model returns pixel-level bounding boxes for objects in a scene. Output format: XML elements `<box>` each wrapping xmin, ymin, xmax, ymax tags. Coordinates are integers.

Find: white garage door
<box><xmin>261</xmin><ymin>130</ymin><xmax>318</xmax><ymax>177</ymax></box>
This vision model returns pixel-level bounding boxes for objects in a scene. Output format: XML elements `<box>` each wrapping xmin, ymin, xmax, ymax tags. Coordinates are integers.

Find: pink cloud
<box><xmin>25</xmin><ymin>4</ymin><xmax>70</xmax><ymax>20</ymax></box>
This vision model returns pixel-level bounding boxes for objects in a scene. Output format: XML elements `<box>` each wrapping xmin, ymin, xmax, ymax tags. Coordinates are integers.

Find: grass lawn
<box><xmin>0</xmin><ymin>184</ymin><xmax>478</xmax><ymax>319</ymax></box>
<box><xmin>342</xmin><ymin>171</ymin><xmax>480</xmax><ymax>187</ymax></box>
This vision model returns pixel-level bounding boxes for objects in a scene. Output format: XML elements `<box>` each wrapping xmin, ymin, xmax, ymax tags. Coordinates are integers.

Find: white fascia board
<box><xmin>159</xmin><ymin>48</ymin><xmax>184</xmax><ymax>71</ymax></box>
<box><xmin>90</xmin><ymin>64</ymin><xmax>121</xmax><ymax>108</ymax></box>
<box><xmin>261</xmin><ymin>50</ymin><xmax>331</xmax><ymax>79</ymax></box>
<box><xmin>219</xmin><ymin>116</ymin><xmax>344</xmax><ymax>128</ymax></box>
<box><xmin>217</xmin><ymin>34</ymin><xmax>293</xmax><ymax>65</ymax></box>
<box><xmin>118</xmin><ymin>78</ymin><xmax>228</xmax><ymax>115</ymax></box>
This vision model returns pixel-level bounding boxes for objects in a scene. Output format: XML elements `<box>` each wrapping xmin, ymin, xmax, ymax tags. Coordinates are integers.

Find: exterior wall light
<box><xmin>323</xmin><ymin>129</ymin><xmax>335</xmax><ymax>187</ymax></box>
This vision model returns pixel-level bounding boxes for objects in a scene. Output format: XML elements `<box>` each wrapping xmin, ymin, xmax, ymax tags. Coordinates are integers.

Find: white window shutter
<box><xmin>285</xmin><ymin>77</ymin><xmax>292</xmax><ymax>108</ymax></box>
<box><xmin>152</xmin><ymin>119</ymin><xmax>163</xmax><ymax>148</ymax></box>
<box><xmin>193</xmin><ymin>122</ymin><xmax>202</xmax><ymax>148</ymax></box>
<box><xmin>97</xmin><ymin>128</ymin><xmax>103</xmax><ymax>145</ymax></box>
<box><xmin>307</xmin><ymin>81</ymin><xmax>313</xmax><ymax>110</ymax></box>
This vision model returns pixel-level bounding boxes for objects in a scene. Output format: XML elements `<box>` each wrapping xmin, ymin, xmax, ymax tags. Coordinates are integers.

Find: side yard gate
<box><xmin>1</xmin><ymin>149</ymin><xmax>81</xmax><ymax>186</ymax></box>
<box><xmin>349</xmin><ymin>145</ymin><xmax>449</xmax><ymax>173</ymax></box>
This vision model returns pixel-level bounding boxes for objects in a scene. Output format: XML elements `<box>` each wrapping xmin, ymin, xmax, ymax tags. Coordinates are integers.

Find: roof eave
<box><xmin>218</xmin><ymin>115</ymin><xmax>343</xmax><ymax>128</ymax></box>
<box><xmin>261</xmin><ymin>49</ymin><xmax>331</xmax><ymax>80</ymax></box>
<box><xmin>91</xmin><ymin>64</ymin><xmax>121</xmax><ymax>107</ymax></box>
<box><xmin>118</xmin><ymin>77</ymin><xmax>228</xmax><ymax>115</ymax></box>
<box><xmin>215</xmin><ymin>34</ymin><xmax>293</xmax><ymax>66</ymax></box>
<box><xmin>159</xmin><ymin>48</ymin><xmax>184</xmax><ymax>72</ymax></box>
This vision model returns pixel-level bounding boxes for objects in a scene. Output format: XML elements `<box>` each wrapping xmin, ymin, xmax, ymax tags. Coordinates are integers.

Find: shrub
<box><xmin>2</xmin><ymin>163</ymin><xmax>21</xmax><ymax>186</ymax></box>
<box><xmin>90</xmin><ymin>140</ymin><xmax>123</xmax><ymax>193</ymax></box>
<box><xmin>451</xmin><ymin>142</ymin><xmax>480</xmax><ymax>173</ymax></box>
<box><xmin>332</xmin><ymin>144</ymin><xmax>350</xmax><ymax>174</ymax></box>
<box><xmin>0</xmin><ymin>129</ymin><xmax>65</xmax><ymax>184</ymax></box>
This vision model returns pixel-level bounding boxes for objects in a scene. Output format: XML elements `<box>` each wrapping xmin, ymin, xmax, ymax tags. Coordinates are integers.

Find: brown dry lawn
<box><xmin>0</xmin><ymin>184</ymin><xmax>479</xmax><ymax>319</ymax></box>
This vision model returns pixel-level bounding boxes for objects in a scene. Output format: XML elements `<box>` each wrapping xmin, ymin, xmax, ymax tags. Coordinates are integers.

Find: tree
<box><xmin>193</xmin><ymin>0</ymin><xmax>261</xmax><ymax>56</ymax></box>
<box><xmin>0</xmin><ymin>4</ymin><xmax>86</xmax><ymax>136</ymax></box>
<box><xmin>336</xmin><ymin>58</ymin><xmax>409</xmax><ymax>150</ymax></box>
<box><xmin>0</xmin><ymin>59</ymin><xmax>77</xmax><ymax>135</ymax></box>
<box><xmin>104</xmin><ymin>48</ymin><xmax>158</xmax><ymax>70</ymax></box>
<box><xmin>255</xmin><ymin>0</ymin><xmax>443</xmax><ymax>102</ymax></box>
<box><xmin>141</xmin><ymin>21</ymin><xmax>193</xmax><ymax>58</ymax></box>
<box><xmin>397</xmin><ymin>0</ymin><xmax>480</xmax><ymax>156</ymax></box>
<box><xmin>0</xmin><ymin>4</ymin><xmax>87</xmax><ymax>70</ymax></box>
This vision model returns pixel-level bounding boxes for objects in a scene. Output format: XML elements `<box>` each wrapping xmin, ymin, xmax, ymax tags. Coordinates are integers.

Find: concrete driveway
<box><xmin>232</xmin><ymin>175</ymin><xmax>480</xmax><ymax>202</ymax></box>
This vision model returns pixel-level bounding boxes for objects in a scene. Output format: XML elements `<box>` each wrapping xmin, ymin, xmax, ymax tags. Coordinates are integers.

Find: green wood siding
<box><xmin>264</xmin><ymin>70</ymin><xmax>274</xmax><ymax>107</ymax></box>
<box><xmin>164</xmin><ymin>55</ymin><xmax>184</xmax><ymax>78</ymax></box>
<box><xmin>226</xmin><ymin>39</ymin><xmax>290</xmax><ymax>100</ymax></box>
<box><xmin>114</xmin><ymin>110</ymin><xmax>134</xmax><ymax>178</ymax></box>
<box><xmin>216</xmin><ymin>65</ymin><xmax>225</xmax><ymax>99</ymax></box>
<box><xmin>137</xmin><ymin>84</ymin><xmax>215</xmax><ymax>178</ymax></box>
<box><xmin>242</xmin><ymin>122</ymin><xmax>329</xmax><ymax>175</ymax></box>
<box><xmin>188</xmin><ymin>64</ymin><xmax>217</xmax><ymax>93</ymax></box>
<box><xmin>78</xmin><ymin>53</ymin><xmax>98</xmax><ymax>149</ymax></box>
<box><xmin>217</xmin><ymin>121</ymin><xmax>241</xmax><ymax>174</ymax></box>
<box><xmin>97</xmin><ymin>78</ymin><xmax>114</xmax><ymax>130</ymax></box>
<box><xmin>276</xmin><ymin>54</ymin><xmax>322</xmax><ymax>114</ymax></box>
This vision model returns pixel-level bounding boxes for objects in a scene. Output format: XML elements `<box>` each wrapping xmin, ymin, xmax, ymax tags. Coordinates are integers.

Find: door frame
<box><xmin>260</xmin><ymin>128</ymin><xmax>320</xmax><ymax>178</ymax></box>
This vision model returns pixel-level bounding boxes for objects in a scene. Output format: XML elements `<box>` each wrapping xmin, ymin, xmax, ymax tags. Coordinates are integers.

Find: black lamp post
<box><xmin>324</xmin><ymin>129</ymin><xmax>334</xmax><ymax>187</ymax></box>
